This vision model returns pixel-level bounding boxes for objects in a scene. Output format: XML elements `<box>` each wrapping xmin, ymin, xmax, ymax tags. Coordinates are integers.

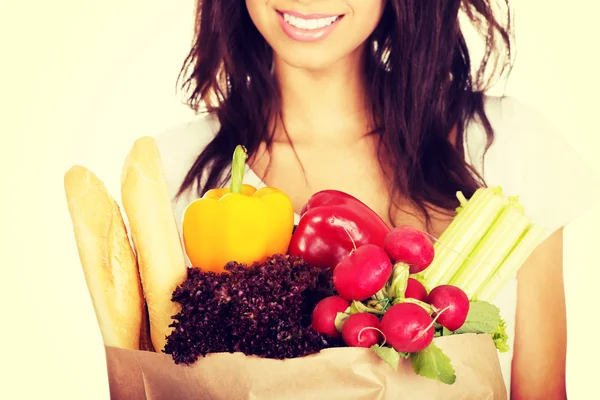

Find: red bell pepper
<box><xmin>288</xmin><ymin>190</ymin><xmax>391</xmax><ymax>269</ymax></box>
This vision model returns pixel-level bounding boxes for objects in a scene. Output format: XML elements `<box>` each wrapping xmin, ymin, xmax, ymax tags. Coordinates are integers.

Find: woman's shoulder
<box><xmin>476</xmin><ymin>94</ymin><xmax>562</xmax><ymax>141</ymax></box>
<box><xmin>463</xmin><ymin>94</ymin><xmax>561</xmax><ymax>186</ymax></box>
<box><xmin>466</xmin><ymin>94</ymin><xmax>600</xmax><ymax>236</ymax></box>
<box><xmin>464</xmin><ymin>95</ymin><xmax>554</xmax><ymax>163</ymax></box>
<box><xmin>153</xmin><ymin>112</ymin><xmax>220</xmax><ymax>200</ymax></box>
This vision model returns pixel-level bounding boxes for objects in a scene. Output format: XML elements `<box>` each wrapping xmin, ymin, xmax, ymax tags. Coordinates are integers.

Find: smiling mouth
<box><xmin>279</xmin><ymin>11</ymin><xmax>342</xmax><ymax>30</ymax></box>
<box><xmin>275</xmin><ymin>10</ymin><xmax>344</xmax><ymax>42</ymax></box>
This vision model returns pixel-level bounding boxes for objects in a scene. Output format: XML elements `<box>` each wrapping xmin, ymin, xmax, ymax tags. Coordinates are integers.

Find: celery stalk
<box><xmin>448</xmin><ymin>199</ymin><xmax>530</xmax><ymax>298</ymax></box>
<box><xmin>418</xmin><ymin>188</ymin><xmax>491</xmax><ymax>285</ymax></box>
<box><xmin>454</xmin><ymin>191</ymin><xmax>469</xmax><ymax>214</ymax></box>
<box><xmin>474</xmin><ymin>224</ymin><xmax>546</xmax><ymax>302</ymax></box>
<box><xmin>421</xmin><ymin>187</ymin><xmax>508</xmax><ymax>289</ymax></box>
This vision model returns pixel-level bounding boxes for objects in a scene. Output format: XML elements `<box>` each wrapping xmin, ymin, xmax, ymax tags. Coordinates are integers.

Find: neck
<box><xmin>272</xmin><ymin>47</ymin><xmax>371</xmax><ymax>145</ymax></box>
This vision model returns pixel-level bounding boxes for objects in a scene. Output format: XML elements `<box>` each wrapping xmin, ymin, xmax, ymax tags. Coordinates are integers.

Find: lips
<box><xmin>276</xmin><ymin>10</ymin><xmax>344</xmax><ymax>43</ymax></box>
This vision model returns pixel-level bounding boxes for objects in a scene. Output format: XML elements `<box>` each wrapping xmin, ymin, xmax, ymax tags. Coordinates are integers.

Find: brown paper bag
<box><xmin>105</xmin><ymin>333</ymin><xmax>506</xmax><ymax>400</ymax></box>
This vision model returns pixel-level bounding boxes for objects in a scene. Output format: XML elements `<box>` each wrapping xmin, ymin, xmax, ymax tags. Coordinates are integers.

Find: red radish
<box><xmin>311</xmin><ymin>296</ymin><xmax>351</xmax><ymax>338</ymax></box>
<box><xmin>333</xmin><ymin>244</ymin><xmax>393</xmax><ymax>301</ymax></box>
<box><xmin>380</xmin><ymin>303</ymin><xmax>434</xmax><ymax>353</ymax></box>
<box><xmin>341</xmin><ymin>312</ymin><xmax>383</xmax><ymax>348</ymax></box>
<box><xmin>427</xmin><ymin>285</ymin><xmax>470</xmax><ymax>331</ymax></box>
<box><xmin>383</xmin><ymin>225</ymin><xmax>435</xmax><ymax>274</ymax></box>
<box><xmin>405</xmin><ymin>278</ymin><xmax>428</xmax><ymax>302</ymax></box>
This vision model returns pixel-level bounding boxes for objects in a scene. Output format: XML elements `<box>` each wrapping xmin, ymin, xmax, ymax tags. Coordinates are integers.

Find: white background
<box><xmin>2</xmin><ymin>1</ymin><xmax>600</xmax><ymax>398</ymax></box>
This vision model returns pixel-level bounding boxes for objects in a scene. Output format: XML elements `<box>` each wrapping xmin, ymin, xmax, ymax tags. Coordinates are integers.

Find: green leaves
<box><xmin>491</xmin><ymin>318</ymin><xmax>509</xmax><ymax>353</ymax></box>
<box><xmin>453</xmin><ymin>300</ymin><xmax>501</xmax><ymax>334</ymax></box>
<box><xmin>410</xmin><ymin>343</ymin><xmax>456</xmax><ymax>385</ymax></box>
<box><xmin>437</xmin><ymin>300</ymin><xmax>510</xmax><ymax>353</ymax></box>
<box><xmin>370</xmin><ymin>344</ymin><xmax>408</xmax><ymax>371</ymax></box>
<box><xmin>370</xmin><ymin>343</ymin><xmax>455</xmax><ymax>385</ymax></box>
<box><xmin>365</xmin><ymin>300</ymin><xmax>508</xmax><ymax>386</ymax></box>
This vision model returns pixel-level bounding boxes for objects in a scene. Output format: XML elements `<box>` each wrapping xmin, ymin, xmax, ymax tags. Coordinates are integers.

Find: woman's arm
<box><xmin>511</xmin><ymin>227</ymin><xmax>568</xmax><ymax>399</ymax></box>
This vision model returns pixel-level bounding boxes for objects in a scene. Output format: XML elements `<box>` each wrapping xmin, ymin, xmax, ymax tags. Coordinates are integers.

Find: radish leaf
<box><xmin>442</xmin><ymin>300</ymin><xmax>511</xmax><ymax>352</ymax></box>
<box><xmin>410</xmin><ymin>343</ymin><xmax>456</xmax><ymax>384</ymax></box>
<box><xmin>370</xmin><ymin>344</ymin><xmax>409</xmax><ymax>371</ymax></box>
<box><xmin>452</xmin><ymin>300</ymin><xmax>500</xmax><ymax>334</ymax></box>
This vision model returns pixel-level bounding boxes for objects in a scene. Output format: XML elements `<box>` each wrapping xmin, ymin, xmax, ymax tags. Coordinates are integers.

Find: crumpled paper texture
<box><xmin>105</xmin><ymin>333</ymin><xmax>506</xmax><ymax>400</ymax></box>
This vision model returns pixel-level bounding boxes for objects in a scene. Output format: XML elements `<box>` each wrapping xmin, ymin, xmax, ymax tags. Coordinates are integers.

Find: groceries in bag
<box><xmin>64</xmin><ymin>139</ymin><xmax>544</xmax><ymax>399</ymax></box>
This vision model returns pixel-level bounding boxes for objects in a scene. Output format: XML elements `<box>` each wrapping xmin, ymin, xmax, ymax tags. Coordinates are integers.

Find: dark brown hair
<box><xmin>176</xmin><ymin>0</ymin><xmax>513</xmax><ymax>226</ymax></box>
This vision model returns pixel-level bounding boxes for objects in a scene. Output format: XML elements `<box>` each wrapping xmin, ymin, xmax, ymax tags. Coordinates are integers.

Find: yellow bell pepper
<box><xmin>182</xmin><ymin>145</ymin><xmax>295</xmax><ymax>272</ymax></box>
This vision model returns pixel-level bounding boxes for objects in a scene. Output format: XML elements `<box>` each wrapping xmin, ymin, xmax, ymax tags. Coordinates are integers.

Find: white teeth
<box><xmin>282</xmin><ymin>13</ymin><xmax>339</xmax><ymax>30</ymax></box>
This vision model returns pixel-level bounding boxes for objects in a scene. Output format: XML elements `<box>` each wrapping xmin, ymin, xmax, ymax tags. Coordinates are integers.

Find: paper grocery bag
<box><xmin>105</xmin><ymin>333</ymin><xmax>507</xmax><ymax>400</ymax></box>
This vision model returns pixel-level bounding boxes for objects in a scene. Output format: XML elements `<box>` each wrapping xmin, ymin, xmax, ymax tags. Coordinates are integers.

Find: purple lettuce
<box><xmin>164</xmin><ymin>254</ymin><xmax>342</xmax><ymax>364</ymax></box>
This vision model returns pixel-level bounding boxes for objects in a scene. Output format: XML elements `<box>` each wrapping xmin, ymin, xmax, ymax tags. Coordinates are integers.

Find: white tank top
<box><xmin>153</xmin><ymin>94</ymin><xmax>599</xmax><ymax>394</ymax></box>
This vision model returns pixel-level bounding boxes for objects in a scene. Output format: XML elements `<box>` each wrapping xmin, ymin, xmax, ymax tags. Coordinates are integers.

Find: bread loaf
<box><xmin>120</xmin><ymin>136</ymin><xmax>188</xmax><ymax>352</ymax></box>
<box><xmin>64</xmin><ymin>166</ymin><xmax>144</xmax><ymax>350</ymax></box>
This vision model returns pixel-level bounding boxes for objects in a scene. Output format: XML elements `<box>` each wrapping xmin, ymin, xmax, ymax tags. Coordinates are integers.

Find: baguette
<box><xmin>120</xmin><ymin>136</ymin><xmax>188</xmax><ymax>352</ymax></box>
<box><xmin>64</xmin><ymin>165</ymin><xmax>144</xmax><ymax>350</ymax></box>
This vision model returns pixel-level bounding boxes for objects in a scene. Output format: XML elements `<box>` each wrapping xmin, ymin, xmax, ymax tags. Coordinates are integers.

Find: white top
<box><xmin>154</xmin><ymin>95</ymin><xmax>600</xmax><ymax>394</ymax></box>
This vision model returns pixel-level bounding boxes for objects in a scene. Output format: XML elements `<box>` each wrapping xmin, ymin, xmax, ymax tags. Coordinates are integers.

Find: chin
<box><xmin>277</xmin><ymin>49</ymin><xmax>346</xmax><ymax>72</ymax></box>
<box><xmin>274</xmin><ymin>40</ymin><xmax>366</xmax><ymax>73</ymax></box>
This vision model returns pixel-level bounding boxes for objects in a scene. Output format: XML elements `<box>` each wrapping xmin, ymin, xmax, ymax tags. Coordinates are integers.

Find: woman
<box><xmin>154</xmin><ymin>1</ymin><xmax>597</xmax><ymax>398</ymax></box>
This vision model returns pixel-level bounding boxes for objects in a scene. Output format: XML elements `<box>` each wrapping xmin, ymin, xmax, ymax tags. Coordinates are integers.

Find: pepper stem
<box><xmin>230</xmin><ymin>145</ymin><xmax>248</xmax><ymax>194</ymax></box>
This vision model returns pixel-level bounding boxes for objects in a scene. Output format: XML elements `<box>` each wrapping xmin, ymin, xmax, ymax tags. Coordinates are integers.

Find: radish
<box><xmin>341</xmin><ymin>312</ymin><xmax>383</xmax><ymax>348</ymax></box>
<box><xmin>405</xmin><ymin>278</ymin><xmax>428</xmax><ymax>302</ymax></box>
<box><xmin>333</xmin><ymin>244</ymin><xmax>393</xmax><ymax>301</ymax></box>
<box><xmin>383</xmin><ymin>225</ymin><xmax>435</xmax><ymax>274</ymax></box>
<box><xmin>427</xmin><ymin>285</ymin><xmax>470</xmax><ymax>332</ymax></box>
<box><xmin>311</xmin><ymin>295</ymin><xmax>351</xmax><ymax>338</ymax></box>
<box><xmin>379</xmin><ymin>303</ymin><xmax>434</xmax><ymax>353</ymax></box>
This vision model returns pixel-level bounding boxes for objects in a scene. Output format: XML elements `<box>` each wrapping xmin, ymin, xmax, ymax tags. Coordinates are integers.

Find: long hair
<box><xmin>176</xmin><ymin>0</ymin><xmax>513</xmax><ymax>226</ymax></box>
